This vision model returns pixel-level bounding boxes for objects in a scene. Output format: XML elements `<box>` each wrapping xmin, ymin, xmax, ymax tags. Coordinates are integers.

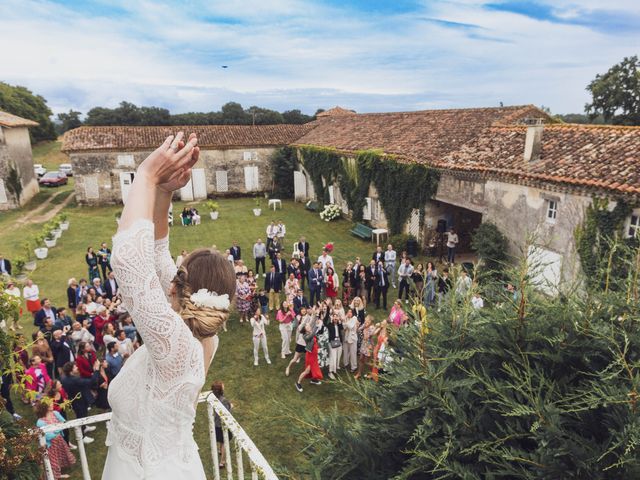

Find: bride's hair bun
<box><xmin>172</xmin><ymin>248</ymin><xmax>236</xmax><ymax>339</ymax></box>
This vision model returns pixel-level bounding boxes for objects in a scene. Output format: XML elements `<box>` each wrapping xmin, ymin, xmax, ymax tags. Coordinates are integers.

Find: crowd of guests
<box><xmin>0</xmin><ymin>220</ymin><xmax>486</xmax><ymax>475</ymax></box>
<box><xmin>0</xmin><ymin>246</ymin><xmax>141</xmax><ymax>478</ymax></box>
<box><xmin>202</xmin><ymin>221</ymin><xmax>486</xmax><ymax>393</ymax></box>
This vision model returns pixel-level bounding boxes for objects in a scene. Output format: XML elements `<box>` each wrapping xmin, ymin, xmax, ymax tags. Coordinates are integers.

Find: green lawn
<box><xmin>4</xmin><ymin>189</ymin><xmax>434</xmax><ymax>479</ymax></box>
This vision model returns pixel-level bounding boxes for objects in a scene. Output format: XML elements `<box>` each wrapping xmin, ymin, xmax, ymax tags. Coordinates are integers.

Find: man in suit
<box><xmin>105</xmin><ymin>271</ymin><xmax>119</xmax><ymax>300</ymax></box>
<box><xmin>296</xmin><ymin>236</ymin><xmax>310</xmax><ymax>258</ymax></box>
<box><xmin>230</xmin><ymin>241</ymin><xmax>242</xmax><ymax>261</ymax></box>
<box><xmin>292</xmin><ymin>289</ymin><xmax>309</xmax><ymax>315</ymax></box>
<box><xmin>372</xmin><ymin>245</ymin><xmax>384</xmax><ymax>264</ymax></box>
<box><xmin>98</xmin><ymin>242</ymin><xmax>112</xmax><ymax>281</ymax></box>
<box><xmin>61</xmin><ymin>361</ymin><xmax>100</xmax><ymax>444</ymax></box>
<box><xmin>0</xmin><ymin>254</ymin><xmax>11</xmax><ymax>276</ymax></box>
<box><xmin>34</xmin><ymin>298</ymin><xmax>57</xmax><ymax>328</ymax></box>
<box><xmin>273</xmin><ymin>252</ymin><xmax>287</xmax><ymax>287</ymax></box>
<box><xmin>51</xmin><ymin>327</ymin><xmax>75</xmax><ymax>377</ymax></box>
<box><xmin>365</xmin><ymin>260</ymin><xmax>377</xmax><ymax>304</ymax></box>
<box><xmin>308</xmin><ymin>262</ymin><xmax>324</xmax><ymax>306</ymax></box>
<box><xmin>298</xmin><ymin>252</ymin><xmax>309</xmax><ymax>291</ymax></box>
<box><xmin>264</xmin><ymin>265</ymin><xmax>282</xmax><ymax>312</ymax></box>
<box><xmin>374</xmin><ymin>260</ymin><xmax>390</xmax><ymax>310</ymax></box>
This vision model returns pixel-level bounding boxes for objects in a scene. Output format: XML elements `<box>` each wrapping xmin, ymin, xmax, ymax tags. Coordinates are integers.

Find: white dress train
<box><xmin>102</xmin><ymin>220</ymin><xmax>207</xmax><ymax>479</ymax></box>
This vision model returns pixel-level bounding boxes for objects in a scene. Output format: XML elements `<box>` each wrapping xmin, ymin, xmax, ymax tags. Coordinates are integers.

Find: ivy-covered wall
<box><xmin>296</xmin><ymin>145</ymin><xmax>439</xmax><ymax>235</ymax></box>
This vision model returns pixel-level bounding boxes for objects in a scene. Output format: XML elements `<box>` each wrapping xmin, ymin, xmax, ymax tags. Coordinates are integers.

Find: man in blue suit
<box><xmin>307</xmin><ymin>262</ymin><xmax>324</xmax><ymax>306</ymax></box>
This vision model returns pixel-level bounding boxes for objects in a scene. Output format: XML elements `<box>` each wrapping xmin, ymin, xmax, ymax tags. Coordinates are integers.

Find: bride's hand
<box><xmin>138</xmin><ymin>132</ymin><xmax>199</xmax><ymax>191</ymax></box>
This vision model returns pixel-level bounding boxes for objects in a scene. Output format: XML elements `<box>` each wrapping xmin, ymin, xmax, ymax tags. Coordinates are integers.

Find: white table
<box><xmin>371</xmin><ymin>228</ymin><xmax>388</xmax><ymax>245</ymax></box>
<box><xmin>268</xmin><ymin>199</ymin><xmax>282</xmax><ymax>211</ymax></box>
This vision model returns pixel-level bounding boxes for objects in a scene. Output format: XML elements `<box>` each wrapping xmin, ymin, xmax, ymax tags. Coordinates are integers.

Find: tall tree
<box><xmin>221</xmin><ymin>102</ymin><xmax>250</xmax><ymax>125</ymax></box>
<box><xmin>56</xmin><ymin>110</ymin><xmax>83</xmax><ymax>134</ymax></box>
<box><xmin>282</xmin><ymin>109</ymin><xmax>313</xmax><ymax>124</ymax></box>
<box><xmin>0</xmin><ymin>82</ymin><xmax>56</xmax><ymax>143</ymax></box>
<box><xmin>246</xmin><ymin>106</ymin><xmax>284</xmax><ymax>125</ymax></box>
<box><xmin>586</xmin><ymin>56</ymin><xmax>640</xmax><ymax>125</ymax></box>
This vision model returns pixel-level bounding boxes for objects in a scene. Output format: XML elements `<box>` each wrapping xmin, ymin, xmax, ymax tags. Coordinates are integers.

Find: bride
<box><xmin>102</xmin><ymin>132</ymin><xmax>236</xmax><ymax>479</ymax></box>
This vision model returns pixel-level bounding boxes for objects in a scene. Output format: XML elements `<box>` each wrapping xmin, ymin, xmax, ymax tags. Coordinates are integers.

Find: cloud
<box><xmin>0</xmin><ymin>0</ymin><xmax>638</xmax><ymax>117</ymax></box>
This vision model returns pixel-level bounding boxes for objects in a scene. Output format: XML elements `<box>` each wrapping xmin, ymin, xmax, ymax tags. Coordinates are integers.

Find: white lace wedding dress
<box><xmin>102</xmin><ymin>220</ymin><xmax>207</xmax><ymax>479</ymax></box>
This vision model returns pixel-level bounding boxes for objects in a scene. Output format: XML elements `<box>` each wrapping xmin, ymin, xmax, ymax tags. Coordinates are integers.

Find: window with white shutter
<box><xmin>362</xmin><ymin>197</ymin><xmax>372</xmax><ymax>221</ymax></box>
<box><xmin>0</xmin><ymin>179</ymin><xmax>7</xmax><ymax>203</ymax></box>
<box><xmin>244</xmin><ymin>166</ymin><xmax>259</xmax><ymax>191</ymax></box>
<box><xmin>215</xmin><ymin>170</ymin><xmax>229</xmax><ymax>192</ymax></box>
<box><xmin>84</xmin><ymin>175</ymin><xmax>99</xmax><ymax>199</ymax></box>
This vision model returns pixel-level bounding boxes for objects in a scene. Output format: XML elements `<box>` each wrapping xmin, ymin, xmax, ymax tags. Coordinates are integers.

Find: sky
<box><xmin>0</xmin><ymin>0</ymin><xmax>638</xmax><ymax>116</ymax></box>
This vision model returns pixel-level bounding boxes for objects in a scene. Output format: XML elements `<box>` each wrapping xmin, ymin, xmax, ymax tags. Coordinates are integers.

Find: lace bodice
<box><xmin>106</xmin><ymin>220</ymin><xmax>205</xmax><ymax>477</ymax></box>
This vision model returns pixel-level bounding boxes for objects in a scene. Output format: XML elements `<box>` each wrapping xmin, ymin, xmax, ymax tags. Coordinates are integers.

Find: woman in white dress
<box><xmin>103</xmin><ymin>132</ymin><xmax>236</xmax><ymax>479</ymax></box>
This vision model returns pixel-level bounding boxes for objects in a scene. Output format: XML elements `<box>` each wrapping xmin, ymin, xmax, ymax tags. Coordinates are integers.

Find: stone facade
<box><xmin>0</xmin><ymin>125</ymin><xmax>39</xmax><ymax>210</ymax></box>
<box><xmin>70</xmin><ymin>146</ymin><xmax>278</xmax><ymax>205</ymax></box>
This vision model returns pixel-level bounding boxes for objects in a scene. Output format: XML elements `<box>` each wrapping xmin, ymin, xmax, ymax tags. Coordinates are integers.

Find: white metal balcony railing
<box><xmin>38</xmin><ymin>391</ymin><xmax>278</xmax><ymax>480</ymax></box>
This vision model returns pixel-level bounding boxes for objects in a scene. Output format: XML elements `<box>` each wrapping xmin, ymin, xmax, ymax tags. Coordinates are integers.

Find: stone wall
<box><xmin>71</xmin><ymin>146</ymin><xmax>278</xmax><ymax>205</ymax></box>
<box><xmin>0</xmin><ymin>126</ymin><xmax>38</xmax><ymax>210</ymax></box>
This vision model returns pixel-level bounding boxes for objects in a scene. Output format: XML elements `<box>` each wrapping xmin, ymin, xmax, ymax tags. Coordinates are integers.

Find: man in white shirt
<box><xmin>317</xmin><ymin>250</ymin><xmax>333</xmax><ymax>273</ymax></box>
<box><xmin>455</xmin><ymin>270</ymin><xmax>472</xmax><ymax>297</ymax></box>
<box><xmin>266</xmin><ymin>221</ymin><xmax>278</xmax><ymax>250</ymax></box>
<box><xmin>384</xmin><ymin>244</ymin><xmax>397</xmax><ymax>288</ymax></box>
<box><xmin>397</xmin><ymin>258</ymin><xmax>414</xmax><ymax>303</ymax></box>
<box><xmin>446</xmin><ymin>228</ymin><xmax>459</xmax><ymax>264</ymax></box>
<box><xmin>276</xmin><ymin>220</ymin><xmax>286</xmax><ymax>242</ymax></box>
<box><xmin>472</xmin><ymin>292</ymin><xmax>484</xmax><ymax>309</ymax></box>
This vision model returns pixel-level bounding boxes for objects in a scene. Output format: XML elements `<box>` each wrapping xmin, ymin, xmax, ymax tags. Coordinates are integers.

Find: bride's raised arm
<box><xmin>110</xmin><ymin>132</ymin><xmax>200</xmax><ymax>369</ymax></box>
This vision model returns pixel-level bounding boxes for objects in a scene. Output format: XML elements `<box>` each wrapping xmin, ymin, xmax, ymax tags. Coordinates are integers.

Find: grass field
<box><xmin>1</xmin><ymin>141</ymin><xmax>448</xmax><ymax>479</ymax></box>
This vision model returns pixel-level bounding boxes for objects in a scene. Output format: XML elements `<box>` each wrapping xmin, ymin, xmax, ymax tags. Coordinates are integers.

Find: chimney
<box><xmin>523</xmin><ymin>118</ymin><xmax>544</xmax><ymax>162</ymax></box>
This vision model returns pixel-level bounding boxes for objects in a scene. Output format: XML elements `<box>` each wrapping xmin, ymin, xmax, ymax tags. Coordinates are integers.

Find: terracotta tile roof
<box><xmin>316</xmin><ymin>106</ymin><xmax>357</xmax><ymax>117</ymax></box>
<box><xmin>0</xmin><ymin>111</ymin><xmax>39</xmax><ymax>128</ymax></box>
<box><xmin>437</xmin><ymin>124</ymin><xmax>640</xmax><ymax>196</ymax></box>
<box><xmin>294</xmin><ymin>105</ymin><xmax>640</xmax><ymax>196</ymax></box>
<box><xmin>295</xmin><ymin>105</ymin><xmax>549</xmax><ymax>163</ymax></box>
<box><xmin>62</xmin><ymin>124</ymin><xmax>316</xmax><ymax>152</ymax></box>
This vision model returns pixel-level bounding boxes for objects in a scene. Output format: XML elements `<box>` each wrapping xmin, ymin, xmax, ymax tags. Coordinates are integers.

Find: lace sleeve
<box><xmin>111</xmin><ymin>220</ymin><xmax>195</xmax><ymax>379</ymax></box>
<box><xmin>153</xmin><ymin>236</ymin><xmax>178</xmax><ymax>299</ymax></box>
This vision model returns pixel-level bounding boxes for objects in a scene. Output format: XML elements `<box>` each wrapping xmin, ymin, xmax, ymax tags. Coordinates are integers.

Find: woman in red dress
<box><xmin>325</xmin><ymin>267</ymin><xmax>339</xmax><ymax>299</ymax></box>
<box><xmin>75</xmin><ymin>342</ymin><xmax>97</xmax><ymax>378</ymax></box>
<box><xmin>294</xmin><ymin>317</ymin><xmax>324</xmax><ymax>392</ymax></box>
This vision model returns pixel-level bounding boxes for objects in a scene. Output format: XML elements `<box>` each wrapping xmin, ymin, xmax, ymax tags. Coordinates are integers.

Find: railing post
<box><xmin>207</xmin><ymin>398</ymin><xmax>221</xmax><ymax>480</ymax></box>
<box><xmin>39</xmin><ymin>432</ymin><xmax>55</xmax><ymax>480</ymax></box>
<box><xmin>74</xmin><ymin>426</ymin><xmax>92</xmax><ymax>480</ymax></box>
<box><xmin>223</xmin><ymin>427</ymin><xmax>233</xmax><ymax>480</ymax></box>
<box><xmin>235</xmin><ymin>438</ymin><xmax>244</xmax><ymax>480</ymax></box>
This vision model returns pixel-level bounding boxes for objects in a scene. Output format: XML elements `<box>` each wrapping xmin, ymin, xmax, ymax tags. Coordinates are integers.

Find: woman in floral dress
<box><xmin>235</xmin><ymin>275</ymin><xmax>253</xmax><ymax>324</ymax></box>
<box><xmin>316</xmin><ymin>301</ymin><xmax>331</xmax><ymax>369</ymax></box>
<box><xmin>35</xmin><ymin>400</ymin><xmax>75</xmax><ymax>478</ymax></box>
<box><xmin>284</xmin><ymin>273</ymin><xmax>300</xmax><ymax>304</ymax></box>
<box><xmin>355</xmin><ymin>315</ymin><xmax>376</xmax><ymax>379</ymax></box>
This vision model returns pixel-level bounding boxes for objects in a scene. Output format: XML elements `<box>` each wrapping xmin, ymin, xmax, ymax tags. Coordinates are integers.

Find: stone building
<box><xmin>293</xmin><ymin>105</ymin><xmax>640</xmax><ymax>288</ymax></box>
<box><xmin>0</xmin><ymin>111</ymin><xmax>39</xmax><ymax>210</ymax></box>
<box><xmin>61</xmin><ymin>124</ymin><xmax>314</xmax><ymax>204</ymax></box>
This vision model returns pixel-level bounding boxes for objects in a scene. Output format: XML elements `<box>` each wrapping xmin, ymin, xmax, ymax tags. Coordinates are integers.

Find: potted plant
<box><xmin>206</xmin><ymin>200</ymin><xmax>219</xmax><ymax>220</ymax></box>
<box><xmin>253</xmin><ymin>197</ymin><xmax>262</xmax><ymax>217</ymax></box>
<box><xmin>50</xmin><ymin>218</ymin><xmax>62</xmax><ymax>239</ymax></box>
<box><xmin>23</xmin><ymin>240</ymin><xmax>37</xmax><ymax>271</ymax></box>
<box><xmin>34</xmin><ymin>233</ymin><xmax>48</xmax><ymax>259</ymax></box>
<box><xmin>13</xmin><ymin>256</ymin><xmax>27</xmax><ymax>282</ymax></box>
<box><xmin>43</xmin><ymin>224</ymin><xmax>57</xmax><ymax>248</ymax></box>
<box><xmin>59</xmin><ymin>212</ymin><xmax>70</xmax><ymax>230</ymax></box>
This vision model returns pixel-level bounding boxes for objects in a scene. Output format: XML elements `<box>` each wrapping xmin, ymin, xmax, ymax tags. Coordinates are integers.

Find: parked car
<box><xmin>34</xmin><ymin>164</ymin><xmax>47</xmax><ymax>177</ymax></box>
<box><xmin>59</xmin><ymin>163</ymin><xmax>74</xmax><ymax>176</ymax></box>
<box><xmin>39</xmin><ymin>171</ymin><xmax>68</xmax><ymax>187</ymax></box>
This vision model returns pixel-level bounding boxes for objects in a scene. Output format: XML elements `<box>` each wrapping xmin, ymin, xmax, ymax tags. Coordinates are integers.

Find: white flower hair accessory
<box><xmin>190</xmin><ymin>289</ymin><xmax>230</xmax><ymax>310</ymax></box>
